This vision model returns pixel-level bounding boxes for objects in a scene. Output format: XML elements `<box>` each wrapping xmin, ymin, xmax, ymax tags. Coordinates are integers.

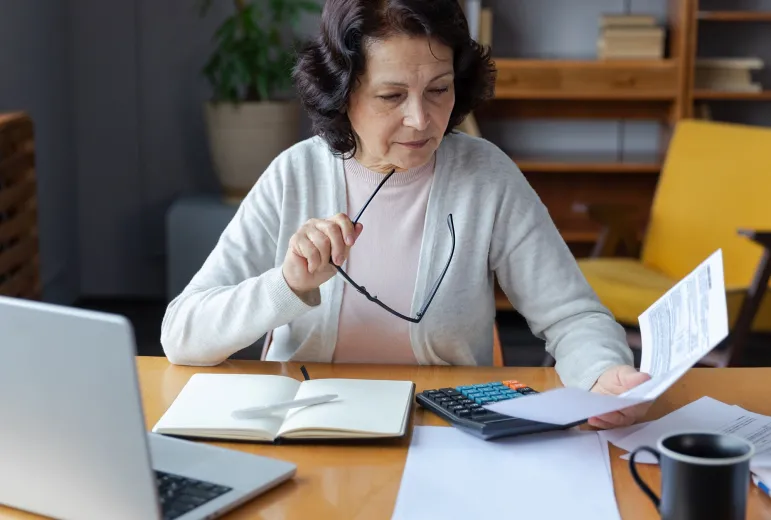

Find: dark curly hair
<box><xmin>292</xmin><ymin>0</ymin><xmax>496</xmax><ymax>158</ymax></box>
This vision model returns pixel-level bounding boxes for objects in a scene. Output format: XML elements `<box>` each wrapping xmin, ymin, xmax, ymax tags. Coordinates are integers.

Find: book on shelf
<box><xmin>597</xmin><ymin>13</ymin><xmax>665</xmax><ymax>59</ymax></box>
<box><xmin>479</xmin><ymin>7</ymin><xmax>493</xmax><ymax>48</ymax></box>
<box><xmin>461</xmin><ymin>1</ymin><xmax>492</xmax><ymax>48</ymax></box>
<box><xmin>151</xmin><ymin>373</ymin><xmax>416</xmax><ymax>443</ymax></box>
<box><xmin>600</xmin><ymin>13</ymin><xmax>657</xmax><ymax>27</ymax></box>
<box><xmin>695</xmin><ymin>57</ymin><xmax>764</xmax><ymax>92</ymax></box>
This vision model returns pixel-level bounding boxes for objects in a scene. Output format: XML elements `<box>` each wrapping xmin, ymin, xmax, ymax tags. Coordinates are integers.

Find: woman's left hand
<box><xmin>588</xmin><ymin>365</ymin><xmax>651</xmax><ymax>429</ymax></box>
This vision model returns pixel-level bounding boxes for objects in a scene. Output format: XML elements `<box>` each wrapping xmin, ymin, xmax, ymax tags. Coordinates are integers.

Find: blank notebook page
<box><xmin>392</xmin><ymin>426</ymin><xmax>621</xmax><ymax>520</ymax></box>
<box><xmin>279</xmin><ymin>378</ymin><xmax>413</xmax><ymax>436</ymax></box>
<box><xmin>153</xmin><ymin>373</ymin><xmax>300</xmax><ymax>436</ymax></box>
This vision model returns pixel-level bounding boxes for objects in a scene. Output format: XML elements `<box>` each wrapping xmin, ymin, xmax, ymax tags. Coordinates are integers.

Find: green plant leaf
<box><xmin>199</xmin><ymin>0</ymin><xmax>321</xmax><ymax>102</ymax></box>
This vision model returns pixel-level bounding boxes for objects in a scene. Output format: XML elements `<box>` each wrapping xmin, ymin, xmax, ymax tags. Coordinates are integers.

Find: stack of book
<box><xmin>597</xmin><ymin>14</ymin><xmax>666</xmax><ymax>59</ymax></box>
<box><xmin>695</xmin><ymin>58</ymin><xmax>764</xmax><ymax>92</ymax></box>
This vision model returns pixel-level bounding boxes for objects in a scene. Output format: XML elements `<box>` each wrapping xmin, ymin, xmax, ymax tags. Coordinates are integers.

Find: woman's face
<box><xmin>346</xmin><ymin>34</ymin><xmax>455</xmax><ymax>172</ymax></box>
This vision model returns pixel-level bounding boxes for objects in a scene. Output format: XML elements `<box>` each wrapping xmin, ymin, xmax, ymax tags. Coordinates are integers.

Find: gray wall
<box><xmin>3</xmin><ymin>0</ymin><xmax>770</xmax><ymax>301</ymax></box>
<box><xmin>0</xmin><ymin>0</ymin><xmax>79</xmax><ymax>304</ymax></box>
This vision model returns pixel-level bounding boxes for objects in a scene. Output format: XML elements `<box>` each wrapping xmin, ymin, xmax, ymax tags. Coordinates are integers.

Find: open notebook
<box><xmin>151</xmin><ymin>373</ymin><xmax>416</xmax><ymax>442</ymax></box>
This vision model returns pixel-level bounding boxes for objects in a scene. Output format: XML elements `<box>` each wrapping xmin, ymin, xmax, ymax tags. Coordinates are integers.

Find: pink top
<box><xmin>332</xmin><ymin>154</ymin><xmax>436</xmax><ymax>364</ymax></box>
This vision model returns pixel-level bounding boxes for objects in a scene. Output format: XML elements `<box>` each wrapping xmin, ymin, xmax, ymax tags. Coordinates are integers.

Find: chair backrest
<box><xmin>0</xmin><ymin>112</ymin><xmax>41</xmax><ymax>299</ymax></box>
<box><xmin>641</xmin><ymin>119</ymin><xmax>771</xmax><ymax>289</ymax></box>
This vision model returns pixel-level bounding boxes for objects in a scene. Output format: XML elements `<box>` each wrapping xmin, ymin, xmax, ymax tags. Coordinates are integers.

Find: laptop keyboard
<box><xmin>156</xmin><ymin>470</ymin><xmax>233</xmax><ymax>520</ymax></box>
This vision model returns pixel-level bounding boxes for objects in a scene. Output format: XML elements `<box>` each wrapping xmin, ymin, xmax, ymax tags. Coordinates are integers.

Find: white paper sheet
<box><xmin>485</xmin><ymin>386</ymin><xmax>648</xmax><ymax>426</ymax></box>
<box><xmin>392</xmin><ymin>426</ymin><xmax>621</xmax><ymax>520</ymax></box>
<box><xmin>486</xmin><ymin>250</ymin><xmax>728</xmax><ymax>425</ymax></box>
<box><xmin>610</xmin><ymin>396</ymin><xmax>771</xmax><ymax>464</ymax></box>
<box><xmin>597</xmin><ymin>422</ymin><xmax>650</xmax><ymax>476</ymax></box>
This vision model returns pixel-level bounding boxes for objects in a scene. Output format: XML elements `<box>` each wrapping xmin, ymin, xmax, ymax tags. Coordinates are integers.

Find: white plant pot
<box><xmin>204</xmin><ymin>100</ymin><xmax>301</xmax><ymax>203</ymax></box>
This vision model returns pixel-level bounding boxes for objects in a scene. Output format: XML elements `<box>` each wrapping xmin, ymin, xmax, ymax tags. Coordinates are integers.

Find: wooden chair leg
<box><xmin>493</xmin><ymin>322</ymin><xmax>504</xmax><ymax>367</ymax></box>
<box><xmin>725</xmin><ymin>236</ymin><xmax>771</xmax><ymax>367</ymax></box>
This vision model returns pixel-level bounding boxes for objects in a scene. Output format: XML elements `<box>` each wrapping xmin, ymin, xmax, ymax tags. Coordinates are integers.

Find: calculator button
<box><xmin>456</xmin><ymin>409</ymin><xmax>471</xmax><ymax>417</ymax></box>
<box><xmin>452</xmin><ymin>395</ymin><xmax>465</xmax><ymax>401</ymax></box>
<box><xmin>459</xmin><ymin>399</ymin><xmax>473</xmax><ymax>405</ymax></box>
<box><xmin>519</xmin><ymin>388</ymin><xmax>537</xmax><ymax>394</ymax></box>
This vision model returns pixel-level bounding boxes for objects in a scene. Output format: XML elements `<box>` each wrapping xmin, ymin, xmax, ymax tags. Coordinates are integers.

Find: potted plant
<box><xmin>198</xmin><ymin>0</ymin><xmax>321</xmax><ymax>203</ymax></box>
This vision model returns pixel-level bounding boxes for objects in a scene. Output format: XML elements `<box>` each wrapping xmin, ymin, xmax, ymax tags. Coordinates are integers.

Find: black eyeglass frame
<box><xmin>332</xmin><ymin>169</ymin><xmax>455</xmax><ymax>323</ymax></box>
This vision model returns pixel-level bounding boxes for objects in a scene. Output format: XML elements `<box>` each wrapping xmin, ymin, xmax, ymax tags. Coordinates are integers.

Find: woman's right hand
<box><xmin>282</xmin><ymin>214</ymin><xmax>363</xmax><ymax>296</ymax></box>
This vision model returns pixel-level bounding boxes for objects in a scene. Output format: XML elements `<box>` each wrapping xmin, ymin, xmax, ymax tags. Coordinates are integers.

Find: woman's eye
<box><xmin>378</xmin><ymin>93</ymin><xmax>402</xmax><ymax>101</ymax></box>
<box><xmin>430</xmin><ymin>87</ymin><xmax>449</xmax><ymax>94</ymax></box>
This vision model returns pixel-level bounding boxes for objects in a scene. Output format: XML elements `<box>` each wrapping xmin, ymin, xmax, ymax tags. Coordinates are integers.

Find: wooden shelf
<box><xmin>492</xmin><ymin>59</ymin><xmax>679</xmax><ymax>100</ymax></box>
<box><xmin>694</xmin><ymin>90</ymin><xmax>771</xmax><ymax>100</ymax></box>
<box><xmin>513</xmin><ymin>153</ymin><xmax>662</xmax><ymax>174</ymax></box>
<box><xmin>698</xmin><ymin>11</ymin><xmax>771</xmax><ymax>22</ymax></box>
<box><xmin>560</xmin><ymin>231</ymin><xmax>600</xmax><ymax>243</ymax></box>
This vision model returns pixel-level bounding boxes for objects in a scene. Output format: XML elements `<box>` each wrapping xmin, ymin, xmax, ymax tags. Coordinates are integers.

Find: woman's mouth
<box><xmin>398</xmin><ymin>139</ymin><xmax>429</xmax><ymax>149</ymax></box>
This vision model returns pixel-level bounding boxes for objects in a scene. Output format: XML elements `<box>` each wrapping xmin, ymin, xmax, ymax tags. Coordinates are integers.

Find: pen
<box><xmin>231</xmin><ymin>393</ymin><xmax>338</xmax><ymax>419</ymax></box>
<box><xmin>753</xmin><ymin>475</ymin><xmax>771</xmax><ymax>497</ymax></box>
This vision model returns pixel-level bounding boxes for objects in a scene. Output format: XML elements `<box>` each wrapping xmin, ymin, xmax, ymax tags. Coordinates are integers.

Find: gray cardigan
<box><xmin>160</xmin><ymin>131</ymin><xmax>634</xmax><ymax>390</ymax></box>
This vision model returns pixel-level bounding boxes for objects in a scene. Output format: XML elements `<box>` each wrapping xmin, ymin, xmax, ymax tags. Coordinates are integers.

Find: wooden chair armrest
<box><xmin>738</xmin><ymin>229</ymin><xmax>771</xmax><ymax>250</ymax></box>
<box><xmin>573</xmin><ymin>203</ymin><xmax>641</xmax><ymax>258</ymax></box>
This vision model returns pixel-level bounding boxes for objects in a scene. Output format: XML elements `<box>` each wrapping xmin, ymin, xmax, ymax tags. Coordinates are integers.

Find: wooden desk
<box><xmin>3</xmin><ymin>357</ymin><xmax>771</xmax><ymax>520</ymax></box>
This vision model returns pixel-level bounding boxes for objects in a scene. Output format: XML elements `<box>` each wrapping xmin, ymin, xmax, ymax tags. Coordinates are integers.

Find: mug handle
<box><xmin>629</xmin><ymin>446</ymin><xmax>662</xmax><ymax>509</ymax></box>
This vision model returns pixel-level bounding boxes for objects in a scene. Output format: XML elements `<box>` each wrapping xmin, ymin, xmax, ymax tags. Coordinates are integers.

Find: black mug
<box><xmin>629</xmin><ymin>431</ymin><xmax>755</xmax><ymax>520</ymax></box>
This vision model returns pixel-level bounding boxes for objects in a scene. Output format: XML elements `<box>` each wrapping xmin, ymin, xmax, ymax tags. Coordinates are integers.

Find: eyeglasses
<box><xmin>332</xmin><ymin>169</ymin><xmax>455</xmax><ymax>323</ymax></box>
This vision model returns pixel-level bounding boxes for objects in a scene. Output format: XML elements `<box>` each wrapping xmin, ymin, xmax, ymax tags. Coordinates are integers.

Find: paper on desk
<box><xmin>392</xmin><ymin>426</ymin><xmax>621</xmax><ymax>520</ymax></box>
<box><xmin>611</xmin><ymin>396</ymin><xmax>771</xmax><ymax>464</ymax></box>
<box><xmin>597</xmin><ymin>422</ymin><xmax>650</xmax><ymax>476</ymax></box>
<box><xmin>486</xmin><ymin>250</ymin><xmax>728</xmax><ymax>425</ymax></box>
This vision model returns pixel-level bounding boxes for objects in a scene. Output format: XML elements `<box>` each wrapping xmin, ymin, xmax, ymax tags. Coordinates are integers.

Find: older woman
<box><xmin>161</xmin><ymin>0</ymin><xmax>650</xmax><ymax>428</ymax></box>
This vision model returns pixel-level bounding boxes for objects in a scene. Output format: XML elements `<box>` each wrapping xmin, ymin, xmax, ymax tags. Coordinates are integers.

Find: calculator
<box><xmin>416</xmin><ymin>380</ymin><xmax>584</xmax><ymax>440</ymax></box>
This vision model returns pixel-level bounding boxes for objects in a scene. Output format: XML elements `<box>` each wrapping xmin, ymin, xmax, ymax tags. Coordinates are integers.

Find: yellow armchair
<box><xmin>578</xmin><ymin>119</ymin><xmax>771</xmax><ymax>367</ymax></box>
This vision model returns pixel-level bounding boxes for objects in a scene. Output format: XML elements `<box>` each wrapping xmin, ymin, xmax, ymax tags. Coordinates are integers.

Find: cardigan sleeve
<box><xmin>489</xmin><ymin>162</ymin><xmax>635</xmax><ymax>390</ymax></box>
<box><xmin>159</xmin><ymin>153</ymin><xmax>319</xmax><ymax>366</ymax></box>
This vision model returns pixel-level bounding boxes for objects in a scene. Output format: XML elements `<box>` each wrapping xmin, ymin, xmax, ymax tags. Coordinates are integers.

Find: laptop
<box><xmin>0</xmin><ymin>295</ymin><xmax>297</xmax><ymax>520</ymax></box>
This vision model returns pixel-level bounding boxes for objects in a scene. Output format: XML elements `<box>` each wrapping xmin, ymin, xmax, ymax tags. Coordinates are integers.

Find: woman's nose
<box><xmin>403</xmin><ymin>99</ymin><xmax>429</xmax><ymax>131</ymax></box>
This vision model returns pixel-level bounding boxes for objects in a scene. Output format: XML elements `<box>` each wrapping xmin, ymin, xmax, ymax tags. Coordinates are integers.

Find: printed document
<box><xmin>486</xmin><ymin>249</ymin><xmax>729</xmax><ymax>425</ymax></box>
<box><xmin>610</xmin><ymin>396</ymin><xmax>771</xmax><ymax>465</ymax></box>
<box><xmin>392</xmin><ymin>426</ymin><xmax>621</xmax><ymax>520</ymax></box>
<box><xmin>638</xmin><ymin>248</ymin><xmax>728</xmax><ymax>376</ymax></box>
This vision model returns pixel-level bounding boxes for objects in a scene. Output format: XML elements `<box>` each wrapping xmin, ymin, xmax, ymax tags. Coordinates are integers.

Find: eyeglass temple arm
<box><xmin>351</xmin><ymin>168</ymin><xmax>395</xmax><ymax>225</ymax></box>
